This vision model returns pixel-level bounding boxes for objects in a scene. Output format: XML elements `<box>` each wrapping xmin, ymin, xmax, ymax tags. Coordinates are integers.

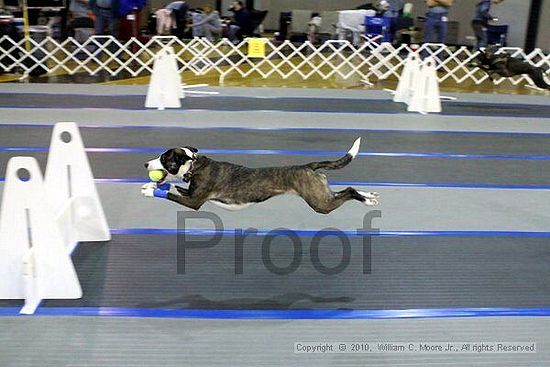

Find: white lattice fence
<box><xmin>0</xmin><ymin>35</ymin><xmax>548</xmax><ymax>87</ymax></box>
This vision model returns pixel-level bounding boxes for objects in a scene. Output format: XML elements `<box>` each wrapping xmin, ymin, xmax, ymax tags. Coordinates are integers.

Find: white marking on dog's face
<box><xmin>180</xmin><ymin>147</ymin><xmax>197</xmax><ymax>160</ymax></box>
<box><xmin>146</xmin><ymin>156</ymin><xmax>163</xmax><ymax>171</ymax></box>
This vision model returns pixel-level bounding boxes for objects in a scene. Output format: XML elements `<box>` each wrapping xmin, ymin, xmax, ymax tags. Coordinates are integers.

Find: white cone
<box><xmin>407</xmin><ymin>57</ymin><xmax>441</xmax><ymax>114</ymax></box>
<box><xmin>145</xmin><ymin>47</ymin><xmax>182</xmax><ymax>109</ymax></box>
<box><xmin>394</xmin><ymin>52</ymin><xmax>420</xmax><ymax>104</ymax></box>
<box><xmin>44</xmin><ymin>122</ymin><xmax>111</xmax><ymax>253</ymax></box>
<box><xmin>165</xmin><ymin>47</ymin><xmax>184</xmax><ymax>99</ymax></box>
<box><xmin>0</xmin><ymin>157</ymin><xmax>82</xmax><ymax>314</ymax></box>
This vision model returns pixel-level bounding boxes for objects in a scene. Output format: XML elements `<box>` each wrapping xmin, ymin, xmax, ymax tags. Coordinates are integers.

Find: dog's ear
<box><xmin>180</xmin><ymin>146</ymin><xmax>198</xmax><ymax>159</ymax></box>
<box><xmin>184</xmin><ymin>146</ymin><xmax>198</xmax><ymax>153</ymax></box>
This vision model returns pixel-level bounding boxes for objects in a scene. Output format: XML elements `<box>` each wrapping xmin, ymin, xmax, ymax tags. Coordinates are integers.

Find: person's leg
<box><xmin>423</xmin><ymin>13</ymin><xmax>435</xmax><ymax>43</ymax></box>
<box><xmin>472</xmin><ymin>21</ymin><xmax>487</xmax><ymax>49</ymax></box>
<box><xmin>94</xmin><ymin>10</ymin><xmax>106</xmax><ymax>35</ymax></box>
<box><xmin>389</xmin><ymin>17</ymin><xmax>397</xmax><ymax>43</ymax></box>
<box><xmin>203</xmin><ymin>24</ymin><xmax>214</xmax><ymax>40</ymax></box>
<box><xmin>108</xmin><ymin>13</ymin><xmax>119</xmax><ymax>37</ymax></box>
<box><xmin>434</xmin><ymin>16</ymin><xmax>448</xmax><ymax>63</ymax></box>
<box><xmin>421</xmin><ymin>13</ymin><xmax>436</xmax><ymax>58</ymax></box>
<box><xmin>438</xmin><ymin>15</ymin><xmax>448</xmax><ymax>44</ymax></box>
<box><xmin>193</xmin><ymin>24</ymin><xmax>203</xmax><ymax>37</ymax></box>
<box><xmin>479</xmin><ymin>25</ymin><xmax>488</xmax><ymax>49</ymax></box>
<box><xmin>66</xmin><ymin>19</ymin><xmax>76</xmax><ymax>38</ymax></box>
<box><xmin>228</xmin><ymin>24</ymin><xmax>240</xmax><ymax>42</ymax></box>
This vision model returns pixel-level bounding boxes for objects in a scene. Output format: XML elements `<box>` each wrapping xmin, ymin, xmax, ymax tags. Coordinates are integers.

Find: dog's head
<box><xmin>144</xmin><ymin>146</ymin><xmax>198</xmax><ymax>183</ymax></box>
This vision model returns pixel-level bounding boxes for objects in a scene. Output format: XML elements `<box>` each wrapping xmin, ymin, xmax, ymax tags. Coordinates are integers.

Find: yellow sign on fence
<box><xmin>247</xmin><ymin>38</ymin><xmax>266</xmax><ymax>58</ymax></box>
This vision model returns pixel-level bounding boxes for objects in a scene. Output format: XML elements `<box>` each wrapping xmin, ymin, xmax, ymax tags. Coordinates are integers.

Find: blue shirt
<box><xmin>473</xmin><ymin>0</ymin><xmax>492</xmax><ymax>22</ymax></box>
<box><xmin>428</xmin><ymin>5</ymin><xmax>449</xmax><ymax>15</ymax></box>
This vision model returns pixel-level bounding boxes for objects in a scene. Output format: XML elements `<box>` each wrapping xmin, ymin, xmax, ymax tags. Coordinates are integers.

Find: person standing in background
<box><xmin>381</xmin><ymin>0</ymin><xmax>404</xmax><ymax>42</ymax></box>
<box><xmin>383</xmin><ymin>0</ymin><xmax>404</xmax><ymax>18</ymax></box>
<box><xmin>472</xmin><ymin>0</ymin><xmax>504</xmax><ymax>49</ymax></box>
<box><xmin>423</xmin><ymin>0</ymin><xmax>454</xmax><ymax>44</ymax></box>
<box><xmin>66</xmin><ymin>0</ymin><xmax>93</xmax><ymax>38</ymax></box>
<box><xmin>90</xmin><ymin>0</ymin><xmax>119</xmax><ymax>36</ymax></box>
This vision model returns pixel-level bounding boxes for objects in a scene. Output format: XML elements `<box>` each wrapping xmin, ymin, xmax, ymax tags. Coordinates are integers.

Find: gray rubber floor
<box><xmin>0</xmin><ymin>235</ymin><xmax>547</xmax><ymax>310</ymax></box>
<box><xmin>0</xmin><ymin>84</ymin><xmax>549</xmax><ymax>367</ymax></box>
<box><xmin>4</xmin><ymin>125</ymin><xmax>550</xmax><ymax>155</ymax></box>
<box><xmin>1</xmin><ymin>317</ymin><xmax>548</xmax><ymax>367</ymax></box>
<box><xmin>1</xmin><ymin>92</ymin><xmax>550</xmax><ymax>117</ymax></box>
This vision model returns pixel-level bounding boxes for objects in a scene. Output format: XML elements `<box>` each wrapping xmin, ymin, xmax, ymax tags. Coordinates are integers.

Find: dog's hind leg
<box><xmin>530</xmin><ymin>68</ymin><xmax>550</xmax><ymax>89</ymax></box>
<box><xmin>300</xmin><ymin>186</ymin><xmax>378</xmax><ymax>214</ymax></box>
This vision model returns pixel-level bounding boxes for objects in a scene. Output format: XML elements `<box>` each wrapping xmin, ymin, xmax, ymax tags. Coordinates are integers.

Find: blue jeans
<box><xmin>228</xmin><ymin>25</ymin><xmax>240</xmax><ymax>42</ymax></box>
<box><xmin>94</xmin><ymin>7</ymin><xmax>118</xmax><ymax>36</ymax></box>
<box><xmin>423</xmin><ymin>12</ymin><xmax>448</xmax><ymax>44</ymax></box>
<box><xmin>472</xmin><ymin>20</ymin><xmax>488</xmax><ymax>49</ymax></box>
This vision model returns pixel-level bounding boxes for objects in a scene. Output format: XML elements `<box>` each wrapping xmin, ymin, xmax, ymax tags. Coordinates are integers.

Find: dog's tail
<box><xmin>306</xmin><ymin>137</ymin><xmax>361</xmax><ymax>171</ymax></box>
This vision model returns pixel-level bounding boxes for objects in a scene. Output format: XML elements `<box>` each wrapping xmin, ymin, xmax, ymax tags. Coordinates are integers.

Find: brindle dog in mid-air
<box><xmin>142</xmin><ymin>138</ymin><xmax>379</xmax><ymax>214</ymax></box>
<box><xmin>471</xmin><ymin>45</ymin><xmax>550</xmax><ymax>90</ymax></box>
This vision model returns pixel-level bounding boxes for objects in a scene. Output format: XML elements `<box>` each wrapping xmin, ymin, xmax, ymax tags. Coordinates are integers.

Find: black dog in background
<box><xmin>471</xmin><ymin>45</ymin><xmax>550</xmax><ymax>90</ymax></box>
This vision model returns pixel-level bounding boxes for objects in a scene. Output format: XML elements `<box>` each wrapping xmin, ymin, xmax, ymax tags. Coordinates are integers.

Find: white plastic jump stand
<box><xmin>392</xmin><ymin>52</ymin><xmax>421</xmax><ymax>104</ymax></box>
<box><xmin>0</xmin><ymin>157</ymin><xmax>83</xmax><ymax>315</ymax></box>
<box><xmin>145</xmin><ymin>46</ymin><xmax>182</xmax><ymax>110</ymax></box>
<box><xmin>408</xmin><ymin>57</ymin><xmax>442</xmax><ymax>114</ymax></box>
<box><xmin>44</xmin><ymin>122</ymin><xmax>111</xmax><ymax>254</ymax></box>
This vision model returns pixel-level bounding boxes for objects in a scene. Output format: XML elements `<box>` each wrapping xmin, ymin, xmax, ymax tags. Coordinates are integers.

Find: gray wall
<box><xmin>256</xmin><ymin>0</ymin><xmax>532</xmax><ymax>48</ymax></box>
<box><xmin>537</xmin><ymin>0</ymin><xmax>550</xmax><ymax>51</ymax></box>
<box><xmin>486</xmin><ymin>0</ymin><xmax>530</xmax><ymax>48</ymax></box>
<box><xmin>408</xmin><ymin>0</ymin><xmax>529</xmax><ymax>48</ymax></box>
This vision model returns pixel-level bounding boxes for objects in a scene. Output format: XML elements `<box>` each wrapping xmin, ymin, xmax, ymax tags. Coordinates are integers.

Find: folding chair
<box><xmin>364</xmin><ymin>16</ymin><xmax>391</xmax><ymax>43</ymax></box>
<box><xmin>487</xmin><ymin>24</ymin><xmax>508</xmax><ymax>46</ymax></box>
<box><xmin>337</xmin><ymin>9</ymin><xmax>369</xmax><ymax>45</ymax></box>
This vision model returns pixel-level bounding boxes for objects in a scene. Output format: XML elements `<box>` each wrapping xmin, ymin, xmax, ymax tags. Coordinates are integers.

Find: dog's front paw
<box><xmin>141</xmin><ymin>185</ymin><xmax>156</xmax><ymax>198</ymax></box>
<box><xmin>141</xmin><ymin>184</ymin><xmax>169</xmax><ymax>199</ymax></box>
<box><xmin>142</xmin><ymin>182</ymin><xmax>157</xmax><ymax>190</ymax></box>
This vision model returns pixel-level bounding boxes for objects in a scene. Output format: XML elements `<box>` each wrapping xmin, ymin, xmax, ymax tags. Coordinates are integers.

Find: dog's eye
<box><xmin>167</xmin><ymin>163</ymin><xmax>180</xmax><ymax>174</ymax></box>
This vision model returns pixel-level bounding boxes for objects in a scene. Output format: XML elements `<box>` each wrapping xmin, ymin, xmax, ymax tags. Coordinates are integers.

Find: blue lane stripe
<box><xmin>2</xmin><ymin>178</ymin><xmax>550</xmax><ymax>190</ymax></box>
<box><xmin>3</xmin><ymin>146</ymin><xmax>550</xmax><ymax>160</ymax></box>
<box><xmin>3</xmin><ymin>122</ymin><xmax>550</xmax><ymax>137</ymax></box>
<box><xmin>0</xmin><ymin>307</ymin><xmax>549</xmax><ymax>319</ymax></box>
<box><xmin>331</xmin><ymin>181</ymin><xmax>550</xmax><ymax>190</ymax></box>
<box><xmin>110</xmin><ymin>228</ymin><xmax>550</xmax><ymax>238</ymax></box>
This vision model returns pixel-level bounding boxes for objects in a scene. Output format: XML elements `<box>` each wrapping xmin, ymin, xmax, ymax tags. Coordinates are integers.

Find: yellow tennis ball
<box><xmin>148</xmin><ymin>170</ymin><xmax>165</xmax><ymax>182</ymax></box>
